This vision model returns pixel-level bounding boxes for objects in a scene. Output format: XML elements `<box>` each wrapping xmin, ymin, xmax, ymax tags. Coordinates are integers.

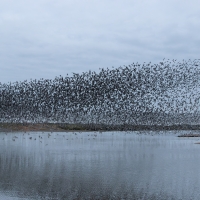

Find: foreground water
<box><xmin>0</xmin><ymin>130</ymin><xmax>200</xmax><ymax>199</ymax></box>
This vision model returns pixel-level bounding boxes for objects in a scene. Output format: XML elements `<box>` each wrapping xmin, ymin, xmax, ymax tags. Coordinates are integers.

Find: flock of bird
<box><xmin>0</xmin><ymin>59</ymin><xmax>200</xmax><ymax>125</ymax></box>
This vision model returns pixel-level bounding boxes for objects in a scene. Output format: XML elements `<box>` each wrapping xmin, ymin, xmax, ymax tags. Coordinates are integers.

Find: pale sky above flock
<box><xmin>0</xmin><ymin>0</ymin><xmax>200</xmax><ymax>83</ymax></box>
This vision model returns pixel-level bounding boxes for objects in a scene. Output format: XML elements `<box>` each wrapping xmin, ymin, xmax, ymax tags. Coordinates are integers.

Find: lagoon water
<box><xmin>1</xmin><ymin>131</ymin><xmax>200</xmax><ymax>199</ymax></box>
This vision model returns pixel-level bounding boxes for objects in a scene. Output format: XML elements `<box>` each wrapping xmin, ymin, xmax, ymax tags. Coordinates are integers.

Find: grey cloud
<box><xmin>0</xmin><ymin>0</ymin><xmax>200</xmax><ymax>83</ymax></box>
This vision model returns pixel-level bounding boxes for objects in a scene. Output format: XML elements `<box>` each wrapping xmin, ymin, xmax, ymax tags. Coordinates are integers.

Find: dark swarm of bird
<box><xmin>0</xmin><ymin>59</ymin><xmax>200</xmax><ymax>127</ymax></box>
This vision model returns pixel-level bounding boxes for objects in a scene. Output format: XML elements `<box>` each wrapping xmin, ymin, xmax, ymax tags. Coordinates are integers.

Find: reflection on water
<box><xmin>1</xmin><ymin>131</ymin><xmax>200</xmax><ymax>199</ymax></box>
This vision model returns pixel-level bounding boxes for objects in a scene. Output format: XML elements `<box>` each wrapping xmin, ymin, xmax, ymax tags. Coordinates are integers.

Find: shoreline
<box><xmin>1</xmin><ymin>123</ymin><xmax>200</xmax><ymax>133</ymax></box>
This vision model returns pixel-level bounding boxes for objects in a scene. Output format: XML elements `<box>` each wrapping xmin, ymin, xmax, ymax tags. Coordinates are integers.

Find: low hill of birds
<box><xmin>0</xmin><ymin>59</ymin><xmax>200</xmax><ymax>125</ymax></box>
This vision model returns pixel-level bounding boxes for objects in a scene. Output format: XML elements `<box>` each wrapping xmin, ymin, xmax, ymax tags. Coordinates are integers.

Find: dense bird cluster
<box><xmin>0</xmin><ymin>59</ymin><xmax>200</xmax><ymax>125</ymax></box>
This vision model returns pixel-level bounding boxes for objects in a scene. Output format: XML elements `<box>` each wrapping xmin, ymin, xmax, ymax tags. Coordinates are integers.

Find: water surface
<box><xmin>0</xmin><ymin>130</ymin><xmax>200</xmax><ymax>199</ymax></box>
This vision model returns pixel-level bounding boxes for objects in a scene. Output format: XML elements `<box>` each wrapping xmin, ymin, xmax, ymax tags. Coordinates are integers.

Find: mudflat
<box><xmin>0</xmin><ymin>123</ymin><xmax>66</xmax><ymax>132</ymax></box>
<box><xmin>1</xmin><ymin>123</ymin><xmax>200</xmax><ymax>132</ymax></box>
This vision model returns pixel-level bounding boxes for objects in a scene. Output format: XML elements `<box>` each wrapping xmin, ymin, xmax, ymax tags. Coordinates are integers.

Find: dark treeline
<box><xmin>0</xmin><ymin>59</ymin><xmax>200</xmax><ymax>125</ymax></box>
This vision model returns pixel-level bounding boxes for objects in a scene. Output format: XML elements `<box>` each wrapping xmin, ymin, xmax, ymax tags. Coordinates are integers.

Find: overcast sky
<box><xmin>0</xmin><ymin>0</ymin><xmax>200</xmax><ymax>83</ymax></box>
